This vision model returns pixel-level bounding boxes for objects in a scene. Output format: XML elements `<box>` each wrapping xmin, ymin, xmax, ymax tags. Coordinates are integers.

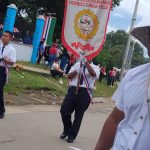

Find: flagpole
<box><xmin>119</xmin><ymin>0</ymin><xmax>139</xmax><ymax>81</ymax></box>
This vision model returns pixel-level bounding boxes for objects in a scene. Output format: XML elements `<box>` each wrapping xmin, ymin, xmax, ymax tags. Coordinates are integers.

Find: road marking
<box><xmin>68</xmin><ymin>146</ymin><xmax>82</xmax><ymax>150</ymax></box>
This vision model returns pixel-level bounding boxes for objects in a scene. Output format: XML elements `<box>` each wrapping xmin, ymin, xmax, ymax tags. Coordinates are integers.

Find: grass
<box><xmin>5</xmin><ymin>69</ymin><xmax>68</xmax><ymax>96</ymax></box>
<box><xmin>5</xmin><ymin>68</ymin><xmax>117</xmax><ymax>97</ymax></box>
<box><xmin>93</xmin><ymin>81</ymin><xmax>117</xmax><ymax>97</ymax></box>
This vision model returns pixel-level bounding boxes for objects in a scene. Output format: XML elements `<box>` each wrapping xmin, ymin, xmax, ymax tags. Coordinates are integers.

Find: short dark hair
<box><xmin>4</xmin><ymin>31</ymin><xmax>13</xmax><ymax>37</ymax></box>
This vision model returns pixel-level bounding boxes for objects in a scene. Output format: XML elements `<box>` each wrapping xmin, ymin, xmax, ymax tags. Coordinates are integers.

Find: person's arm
<box><xmin>54</xmin><ymin>65</ymin><xmax>64</xmax><ymax>73</ymax></box>
<box><xmin>79</xmin><ymin>56</ymin><xmax>96</xmax><ymax>77</ymax></box>
<box><xmin>3</xmin><ymin>56</ymin><xmax>15</xmax><ymax>66</ymax></box>
<box><xmin>68</xmin><ymin>70</ymin><xmax>77</xmax><ymax>79</ymax></box>
<box><xmin>85</xmin><ymin>61</ymin><xmax>96</xmax><ymax>77</ymax></box>
<box><xmin>95</xmin><ymin>107</ymin><xmax>124</xmax><ymax>150</ymax></box>
<box><xmin>67</xmin><ymin>62</ymin><xmax>80</xmax><ymax>79</ymax></box>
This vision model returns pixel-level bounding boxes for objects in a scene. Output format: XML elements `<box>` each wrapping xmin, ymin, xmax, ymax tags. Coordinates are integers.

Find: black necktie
<box><xmin>80</xmin><ymin>65</ymin><xmax>86</xmax><ymax>85</ymax></box>
<box><xmin>1</xmin><ymin>46</ymin><xmax>5</xmax><ymax>54</ymax></box>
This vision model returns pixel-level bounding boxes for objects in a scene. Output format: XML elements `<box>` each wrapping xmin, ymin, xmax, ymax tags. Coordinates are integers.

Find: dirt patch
<box><xmin>4</xmin><ymin>90</ymin><xmax>114</xmax><ymax>111</ymax></box>
<box><xmin>4</xmin><ymin>90</ymin><xmax>64</xmax><ymax>106</ymax></box>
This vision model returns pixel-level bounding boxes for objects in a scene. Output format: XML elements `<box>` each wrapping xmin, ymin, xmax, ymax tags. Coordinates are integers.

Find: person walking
<box><xmin>0</xmin><ymin>31</ymin><xmax>16</xmax><ymax>119</ymax></box>
<box><xmin>60</xmin><ymin>56</ymin><xmax>100</xmax><ymax>143</ymax></box>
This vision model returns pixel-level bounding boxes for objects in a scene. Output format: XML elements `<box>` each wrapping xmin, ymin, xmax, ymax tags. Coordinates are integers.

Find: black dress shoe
<box><xmin>0</xmin><ymin>114</ymin><xmax>4</xmax><ymax>119</ymax></box>
<box><xmin>67</xmin><ymin>136</ymin><xmax>75</xmax><ymax>143</ymax></box>
<box><xmin>60</xmin><ymin>132</ymin><xmax>68</xmax><ymax>139</ymax></box>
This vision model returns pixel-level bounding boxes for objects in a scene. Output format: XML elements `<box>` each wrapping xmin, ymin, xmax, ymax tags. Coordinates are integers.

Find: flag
<box><xmin>42</xmin><ymin>16</ymin><xmax>56</xmax><ymax>46</ymax></box>
<box><xmin>62</xmin><ymin>0</ymin><xmax>112</xmax><ymax>60</ymax></box>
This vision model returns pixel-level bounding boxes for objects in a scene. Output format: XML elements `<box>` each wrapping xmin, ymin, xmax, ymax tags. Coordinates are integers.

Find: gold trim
<box><xmin>74</xmin><ymin>9</ymin><xmax>99</xmax><ymax>41</ymax></box>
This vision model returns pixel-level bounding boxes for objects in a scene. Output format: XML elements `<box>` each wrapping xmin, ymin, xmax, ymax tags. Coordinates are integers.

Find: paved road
<box><xmin>0</xmin><ymin>104</ymin><xmax>113</xmax><ymax>150</ymax></box>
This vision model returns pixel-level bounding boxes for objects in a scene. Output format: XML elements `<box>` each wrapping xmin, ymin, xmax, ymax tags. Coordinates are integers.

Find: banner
<box><xmin>62</xmin><ymin>0</ymin><xmax>112</xmax><ymax>60</ymax></box>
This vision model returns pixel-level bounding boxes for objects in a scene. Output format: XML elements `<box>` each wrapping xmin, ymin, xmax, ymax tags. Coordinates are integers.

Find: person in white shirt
<box><xmin>50</xmin><ymin>58</ymin><xmax>64</xmax><ymax>84</ymax></box>
<box><xmin>0</xmin><ymin>31</ymin><xmax>16</xmax><ymax>119</ymax></box>
<box><xmin>60</xmin><ymin>56</ymin><xmax>100</xmax><ymax>143</ymax></box>
<box><xmin>95</xmin><ymin>63</ymin><xmax>150</xmax><ymax>148</ymax></box>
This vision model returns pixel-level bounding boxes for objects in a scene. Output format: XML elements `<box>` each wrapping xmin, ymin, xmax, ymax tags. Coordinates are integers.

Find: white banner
<box><xmin>62</xmin><ymin>0</ymin><xmax>112</xmax><ymax>60</ymax></box>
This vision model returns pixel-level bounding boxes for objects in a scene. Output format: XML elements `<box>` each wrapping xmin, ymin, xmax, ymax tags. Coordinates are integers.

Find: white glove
<box><xmin>79</xmin><ymin>55</ymin><xmax>87</xmax><ymax>64</ymax></box>
<box><xmin>76</xmin><ymin>66</ymin><xmax>83</xmax><ymax>74</ymax></box>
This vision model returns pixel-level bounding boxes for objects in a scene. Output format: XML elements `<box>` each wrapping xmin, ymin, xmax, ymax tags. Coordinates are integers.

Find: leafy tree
<box><xmin>0</xmin><ymin>0</ymin><xmax>122</xmax><ymax>38</ymax></box>
<box><xmin>94</xmin><ymin>30</ymin><xmax>146</xmax><ymax>70</ymax></box>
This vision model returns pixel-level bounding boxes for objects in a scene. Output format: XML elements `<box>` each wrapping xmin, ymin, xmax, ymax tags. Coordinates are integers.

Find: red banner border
<box><xmin>61</xmin><ymin>0</ymin><xmax>112</xmax><ymax>60</ymax></box>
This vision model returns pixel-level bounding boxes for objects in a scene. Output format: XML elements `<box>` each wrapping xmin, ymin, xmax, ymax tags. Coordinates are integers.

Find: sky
<box><xmin>107</xmin><ymin>0</ymin><xmax>150</xmax><ymax>57</ymax></box>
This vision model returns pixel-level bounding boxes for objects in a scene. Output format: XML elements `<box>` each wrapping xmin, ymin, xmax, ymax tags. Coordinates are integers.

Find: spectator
<box><xmin>50</xmin><ymin>58</ymin><xmax>64</xmax><ymax>84</ymax></box>
<box><xmin>60</xmin><ymin>48</ymin><xmax>70</xmax><ymax>71</ymax></box>
<box><xmin>65</xmin><ymin>54</ymin><xmax>76</xmax><ymax>74</ymax></box>
<box><xmin>99</xmin><ymin>66</ymin><xmax>106</xmax><ymax>82</ymax></box>
<box><xmin>44</xmin><ymin>46</ymin><xmax>49</xmax><ymax>65</ymax></box>
<box><xmin>107</xmin><ymin>67</ymin><xmax>116</xmax><ymax>87</ymax></box>
<box><xmin>37</xmin><ymin>39</ymin><xmax>45</xmax><ymax>64</ymax></box>
<box><xmin>49</xmin><ymin>43</ymin><xmax>57</xmax><ymax>68</ymax></box>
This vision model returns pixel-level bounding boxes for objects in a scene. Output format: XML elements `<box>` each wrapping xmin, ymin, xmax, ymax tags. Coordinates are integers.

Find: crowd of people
<box><xmin>36</xmin><ymin>39</ymin><xmax>121</xmax><ymax>87</ymax></box>
<box><xmin>36</xmin><ymin>39</ymin><xmax>77</xmax><ymax>84</ymax></box>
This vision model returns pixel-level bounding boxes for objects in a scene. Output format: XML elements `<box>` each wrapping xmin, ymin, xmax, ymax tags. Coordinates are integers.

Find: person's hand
<box><xmin>79</xmin><ymin>55</ymin><xmax>87</xmax><ymax>64</ymax></box>
<box><xmin>76</xmin><ymin>66</ymin><xmax>82</xmax><ymax>74</ymax></box>
<box><xmin>0</xmin><ymin>56</ymin><xmax>4</xmax><ymax>61</ymax></box>
<box><xmin>3</xmin><ymin>56</ymin><xmax>9</xmax><ymax>61</ymax></box>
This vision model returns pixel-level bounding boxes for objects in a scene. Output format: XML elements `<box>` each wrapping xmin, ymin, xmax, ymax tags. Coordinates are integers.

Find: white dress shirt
<box><xmin>69</xmin><ymin>62</ymin><xmax>100</xmax><ymax>89</ymax></box>
<box><xmin>112</xmin><ymin>63</ymin><xmax>150</xmax><ymax>150</ymax></box>
<box><xmin>0</xmin><ymin>44</ymin><xmax>16</xmax><ymax>66</ymax></box>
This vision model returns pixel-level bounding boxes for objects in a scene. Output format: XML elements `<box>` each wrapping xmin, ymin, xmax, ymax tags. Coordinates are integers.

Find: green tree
<box><xmin>0</xmin><ymin>0</ymin><xmax>122</xmax><ymax>38</ymax></box>
<box><xmin>94</xmin><ymin>30</ymin><xmax>146</xmax><ymax>70</ymax></box>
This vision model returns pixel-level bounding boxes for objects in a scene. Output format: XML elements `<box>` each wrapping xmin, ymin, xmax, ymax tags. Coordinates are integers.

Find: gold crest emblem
<box><xmin>74</xmin><ymin>9</ymin><xmax>99</xmax><ymax>41</ymax></box>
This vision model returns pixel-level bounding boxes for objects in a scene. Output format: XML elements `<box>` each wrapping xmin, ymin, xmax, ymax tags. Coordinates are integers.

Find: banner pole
<box><xmin>75</xmin><ymin>62</ymin><xmax>82</xmax><ymax>95</ymax></box>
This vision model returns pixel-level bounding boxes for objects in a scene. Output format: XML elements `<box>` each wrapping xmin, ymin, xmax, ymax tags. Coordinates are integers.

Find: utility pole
<box><xmin>119</xmin><ymin>0</ymin><xmax>139</xmax><ymax>81</ymax></box>
<box><xmin>128</xmin><ymin>39</ymin><xmax>136</xmax><ymax>67</ymax></box>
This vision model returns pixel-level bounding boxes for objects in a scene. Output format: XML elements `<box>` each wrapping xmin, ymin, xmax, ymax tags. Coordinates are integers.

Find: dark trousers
<box><xmin>60</xmin><ymin>86</ymin><xmax>90</xmax><ymax>139</ymax></box>
<box><xmin>60</xmin><ymin>56</ymin><xmax>68</xmax><ymax>71</ymax></box>
<box><xmin>50</xmin><ymin>70</ymin><xmax>63</xmax><ymax>78</ymax></box>
<box><xmin>37</xmin><ymin>52</ymin><xmax>43</xmax><ymax>64</ymax></box>
<box><xmin>0</xmin><ymin>66</ymin><xmax>6</xmax><ymax>115</ymax></box>
<box><xmin>48</xmin><ymin>55</ymin><xmax>57</xmax><ymax>67</ymax></box>
<box><xmin>99</xmin><ymin>74</ymin><xmax>105</xmax><ymax>82</ymax></box>
<box><xmin>65</xmin><ymin>63</ymin><xmax>73</xmax><ymax>74</ymax></box>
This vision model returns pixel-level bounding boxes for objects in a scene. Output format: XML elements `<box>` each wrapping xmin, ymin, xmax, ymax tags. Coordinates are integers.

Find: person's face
<box><xmin>2</xmin><ymin>32</ymin><xmax>11</xmax><ymax>45</ymax></box>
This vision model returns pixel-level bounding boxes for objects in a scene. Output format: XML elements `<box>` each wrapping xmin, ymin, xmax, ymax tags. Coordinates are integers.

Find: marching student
<box><xmin>0</xmin><ymin>31</ymin><xmax>16</xmax><ymax>119</ymax></box>
<box><xmin>60</xmin><ymin>56</ymin><xmax>100</xmax><ymax>143</ymax></box>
